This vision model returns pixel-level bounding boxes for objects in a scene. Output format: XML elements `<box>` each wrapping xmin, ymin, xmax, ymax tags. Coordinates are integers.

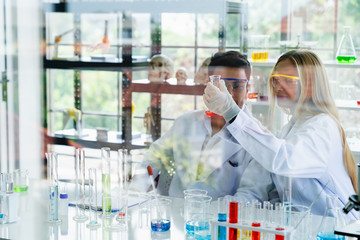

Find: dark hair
<box><xmin>208</xmin><ymin>51</ymin><xmax>251</xmax><ymax>80</ymax></box>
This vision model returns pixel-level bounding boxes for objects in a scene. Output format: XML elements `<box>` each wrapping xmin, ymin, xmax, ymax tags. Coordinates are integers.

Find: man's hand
<box><xmin>203</xmin><ymin>80</ymin><xmax>240</xmax><ymax>122</ymax></box>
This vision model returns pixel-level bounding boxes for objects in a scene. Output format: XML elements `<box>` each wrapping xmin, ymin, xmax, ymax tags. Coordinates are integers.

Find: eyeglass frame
<box><xmin>221</xmin><ymin>78</ymin><xmax>249</xmax><ymax>92</ymax></box>
<box><xmin>270</xmin><ymin>74</ymin><xmax>300</xmax><ymax>89</ymax></box>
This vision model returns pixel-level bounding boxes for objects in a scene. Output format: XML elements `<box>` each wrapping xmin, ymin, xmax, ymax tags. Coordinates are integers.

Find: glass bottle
<box><xmin>336</xmin><ymin>26</ymin><xmax>357</xmax><ymax>63</ymax></box>
<box><xmin>316</xmin><ymin>194</ymin><xmax>345</xmax><ymax>240</ymax></box>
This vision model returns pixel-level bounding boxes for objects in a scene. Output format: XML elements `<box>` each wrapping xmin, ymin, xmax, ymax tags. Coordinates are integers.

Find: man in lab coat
<box><xmin>131</xmin><ymin>51</ymin><xmax>276</xmax><ymax>200</ymax></box>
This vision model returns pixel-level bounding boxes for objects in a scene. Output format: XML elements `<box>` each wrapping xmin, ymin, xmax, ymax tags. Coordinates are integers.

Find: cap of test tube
<box><xmin>229</xmin><ymin>201</ymin><xmax>238</xmax><ymax>223</ymax></box>
<box><xmin>147</xmin><ymin>165</ymin><xmax>153</xmax><ymax>176</ymax></box>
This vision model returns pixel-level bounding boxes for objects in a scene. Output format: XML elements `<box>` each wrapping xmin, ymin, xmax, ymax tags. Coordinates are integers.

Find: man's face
<box><xmin>212</xmin><ymin>67</ymin><xmax>249</xmax><ymax>108</ymax></box>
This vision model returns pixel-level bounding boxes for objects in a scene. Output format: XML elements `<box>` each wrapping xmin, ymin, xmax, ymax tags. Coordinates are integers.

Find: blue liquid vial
<box><xmin>218</xmin><ymin>213</ymin><xmax>226</xmax><ymax>240</ymax></box>
<box><xmin>317</xmin><ymin>232</ymin><xmax>345</xmax><ymax>240</ymax></box>
<box><xmin>151</xmin><ymin>218</ymin><xmax>171</xmax><ymax>232</ymax></box>
<box><xmin>194</xmin><ymin>221</ymin><xmax>211</xmax><ymax>240</ymax></box>
<box><xmin>186</xmin><ymin>220</ymin><xmax>195</xmax><ymax>235</ymax></box>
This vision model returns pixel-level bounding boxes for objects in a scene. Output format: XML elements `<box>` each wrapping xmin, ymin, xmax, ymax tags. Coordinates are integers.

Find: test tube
<box><xmin>274</xmin><ymin>203</ymin><xmax>285</xmax><ymax>240</ymax></box>
<box><xmin>117</xmin><ymin>149</ymin><xmax>128</xmax><ymax>191</ymax></box>
<box><xmin>283</xmin><ymin>176</ymin><xmax>292</xmax><ymax>227</ymax></box>
<box><xmin>229</xmin><ymin>201</ymin><xmax>238</xmax><ymax>240</ymax></box>
<box><xmin>217</xmin><ymin>197</ymin><xmax>226</xmax><ymax>240</ymax></box>
<box><xmin>73</xmin><ymin>148</ymin><xmax>88</xmax><ymax>222</ymax></box>
<box><xmin>87</xmin><ymin>168</ymin><xmax>101</xmax><ymax>229</ymax></box>
<box><xmin>102</xmin><ymin>147</ymin><xmax>111</xmax><ymax>216</ymax></box>
<box><xmin>209</xmin><ymin>75</ymin><xmax>221</xmax><ymax>87</ymax></box>
<box><xmin>46</xmin><ymin>152</ymin><xmax>61</xmax><ymax>223</ymax></box>
<box><xmin>251</xmin><ymin>202</ymin><xmax>261</xmax><ymax>240</ymax></box>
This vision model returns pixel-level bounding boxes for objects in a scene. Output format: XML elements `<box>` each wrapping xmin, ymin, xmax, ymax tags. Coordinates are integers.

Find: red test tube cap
<box><xmin>229</xmin><ymin>201</ymin><xmax>238</xmax><ymax>223</ymax></box>
<box><xmin>147</xmin><ymin>165</ymin><xmax>153</xmax><ymax>176</ymax></box>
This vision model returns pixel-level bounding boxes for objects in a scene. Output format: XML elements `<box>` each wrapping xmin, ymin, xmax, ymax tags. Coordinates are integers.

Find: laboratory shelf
<box><xmin>129</xmin><ymin>82</ymin><xmax>205</xmax><ymax>95</ymax></box>
<box><xmin>43</xmin><ymin>58</ymin><xmax>149</xmax><ymax>71</ymax></box>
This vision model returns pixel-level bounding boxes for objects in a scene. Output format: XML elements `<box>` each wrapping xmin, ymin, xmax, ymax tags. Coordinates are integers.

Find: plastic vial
<box><xmin>59</xmin><ymin>192</ymin><xmax>68</xmax><ymax>217</ymax></box>
<box><xmin>336</xmin><ymin>26</ymin><xmax>357</xmax><ymax>63</ymax></box>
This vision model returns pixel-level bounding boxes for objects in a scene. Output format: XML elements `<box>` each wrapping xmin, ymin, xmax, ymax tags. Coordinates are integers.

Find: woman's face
<box><xmin>271</xmin><ymin>59</ymin><xmax>300</xmax><ymax>108</ymax></box>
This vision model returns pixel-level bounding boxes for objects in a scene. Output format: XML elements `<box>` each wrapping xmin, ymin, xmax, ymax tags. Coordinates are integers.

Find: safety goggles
<box><xmin>270</xmin><ymin>74</ymin><xmax>299</xmax><ymax>89</ymax></box>
<box><xmin>221</xmin><ymin>78</ymin><xmax>248</xmax><ymax>92</ymax></box>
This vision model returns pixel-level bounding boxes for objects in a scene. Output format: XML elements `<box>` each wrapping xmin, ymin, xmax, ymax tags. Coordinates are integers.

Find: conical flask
<box><xmin>316</xmin><ymin>194</ymin><xmax>345</xmax><ymax>240</ymax></box>
<box><xmin>336</xmin><ymin>26</ymin><xmax>357</xmax><ymax>63</ymax></box>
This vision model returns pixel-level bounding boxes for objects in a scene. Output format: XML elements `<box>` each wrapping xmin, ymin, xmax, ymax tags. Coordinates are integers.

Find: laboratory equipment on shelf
<box><xmin>45</xmin><ymin>152</ymin><xmax>61</xmax><ymax>224</ymax></box>
<box><xmin>102</xmin><ymin>147</ymin><xmax>111</xmax><ymax>216</ymax></box>
<box><xmin>87</xmin><ymin>168</ymin><xmax>101</xmax><ymax>229</ymax></box>
<box><xmin>250</xmin><ymin>35</ymin><xmax>270</xmax><ymax>62</ymax></box>
<box><xmin>0</xmin><ymin>173</ymin><xmax>19</xmax><ymax>224</ymax></box>
<box><xmin>73</xmin><ymin>148</ymin><xmax>88</xmax><ymax>222</ymax></box>
<box><xmin>336</xmin><ymin>26</ymin><xmax>357</xmax><ymax>63</ymax></box>
<box><xmin>317</xmin><ymin>194</ymin><xmax>345</xmax><ymax>240</ymax></box>
<box><xmin>205</xmin><ymin>75</ymin><xmax>223</xmax><ymax>118</ymax></box>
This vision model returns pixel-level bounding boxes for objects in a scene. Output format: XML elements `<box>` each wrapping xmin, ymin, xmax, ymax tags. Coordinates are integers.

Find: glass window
<box><xmin>162</xmin><ymin>13</ymin><xmax>195</xmax><ymax>46</ymax></box>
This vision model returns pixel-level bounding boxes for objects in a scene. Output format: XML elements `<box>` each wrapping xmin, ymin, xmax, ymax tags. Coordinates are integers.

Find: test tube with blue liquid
<box><xmin>46</xmin><ymin>152</ymin><xmax>61</xmax><ymax>224</ymax></box>
<box><xmin>217</xmin><ymin>197</ymin><xmax>226</xmax><ymax>240</ymax></box>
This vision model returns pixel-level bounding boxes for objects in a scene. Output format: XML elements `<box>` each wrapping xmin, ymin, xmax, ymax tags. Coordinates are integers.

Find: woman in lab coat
<box><xmin>204</xmin><ymin>49</ymin><xmax>358</xmax><ymax>219</ymax></box>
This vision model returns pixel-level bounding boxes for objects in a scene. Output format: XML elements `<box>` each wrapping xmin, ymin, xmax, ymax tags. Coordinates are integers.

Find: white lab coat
<box><xmin>131</xmin><ymin>108</ymin><xmax>254</xmax><ymax>199</ymax></box>
<box><xmin>228</xmin><ymin>110</ymin><xmax>359</xmax><ymax>219</ymax></box>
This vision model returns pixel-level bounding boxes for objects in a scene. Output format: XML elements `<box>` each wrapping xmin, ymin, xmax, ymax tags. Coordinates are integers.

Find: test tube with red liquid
<box><xmin>229</xmin><ymin>201</ymin><xmax>238</xmax><ymax>240</ymax></box>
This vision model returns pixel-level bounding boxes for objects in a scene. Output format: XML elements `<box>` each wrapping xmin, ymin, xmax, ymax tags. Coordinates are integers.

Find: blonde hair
<box><xmin>268</xmin><ymin>49</ymin><xmax>357</xmax><ymax>193</ymax></box>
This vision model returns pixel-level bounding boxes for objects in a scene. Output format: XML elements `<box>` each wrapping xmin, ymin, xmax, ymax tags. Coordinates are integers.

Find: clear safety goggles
<box><xmin>221</xmin><ymin>78</ymin><xmax>248</xmax><ymax>92</ymax></box>
<box><xmin>270</xmin><ymin>74</ymin><xmax>299</xmax><ymax>89</ymax></box>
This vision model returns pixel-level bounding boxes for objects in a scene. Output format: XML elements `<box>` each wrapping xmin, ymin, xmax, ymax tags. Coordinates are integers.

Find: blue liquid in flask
<box><xmin>316</xmin><ymin>232</ymin><xmax>345</xmax><ymax>240</ymax></box>
<box><xmin>185</xmin><ymin>220</ymin><xmax>195</xmax><ymax>234</ymax></box>
<box><xmin>151</xmin><ymin>218</ymin><xmax>171</xmax><ymax>232</ymax></box>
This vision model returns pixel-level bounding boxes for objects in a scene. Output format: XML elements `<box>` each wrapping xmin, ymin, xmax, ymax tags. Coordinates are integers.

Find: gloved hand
<box><xmin>203</xmin><ymin>80</ymin><xmax>240</xmax><ymax>122</ymax></box>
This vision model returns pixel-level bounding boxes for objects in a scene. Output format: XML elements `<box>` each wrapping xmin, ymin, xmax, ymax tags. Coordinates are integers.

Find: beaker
<box><xmin>13</xmin><ymin>169</ymin><xmax>29</xmax><ymax>193</ymax></box>
<box><xmin>192</xmin><ymin>213</ymin><xmax>215</xmax><ymax>240</ymax></box>
<box><xmin>184</xmin><ymin>195</ymin><xmax>212</xmax><ymax>235</ymax></box>
<box><xmin>150</xmin><ymin>197</ymin><xmax>172</xmax><ymax>232</ymax></box>
<box><xmin>250</xmin><ymin>35</ymin><xmax>270</xmax><ymax>62</ymax></box>
<box><xmin>316</xmin><ymin>194</ymin><xmax>345</xmax><ymax>240</ymax></box>
<box><xmin>336</xmin><ymin>26</ymin><xmax>357</xmax><ymax>63</ymax></box>
<box><xmin>284</xmin><ymin>205</ymin><xmax>311</xmax><ymax>240</ymax></box>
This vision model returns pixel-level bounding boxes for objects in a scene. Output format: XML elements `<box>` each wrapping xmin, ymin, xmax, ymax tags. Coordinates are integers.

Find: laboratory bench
<box><xmin>0</xmin><ymin>179</ymin><xmax>359</xmax><ymax>240</ymax></box>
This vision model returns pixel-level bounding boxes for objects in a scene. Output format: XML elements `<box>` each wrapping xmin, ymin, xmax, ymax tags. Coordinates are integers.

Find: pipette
<box><xmin>147</xmin><ymin>166</ymin><xmax>158</xmax><ymax>198</ymax></box>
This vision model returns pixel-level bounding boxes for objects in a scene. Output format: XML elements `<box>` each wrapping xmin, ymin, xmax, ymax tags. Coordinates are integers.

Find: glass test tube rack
<box><xmin>210</xmin><ymin>221</ymin><xmax>295</xmax><ymax>240</ymax></box>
